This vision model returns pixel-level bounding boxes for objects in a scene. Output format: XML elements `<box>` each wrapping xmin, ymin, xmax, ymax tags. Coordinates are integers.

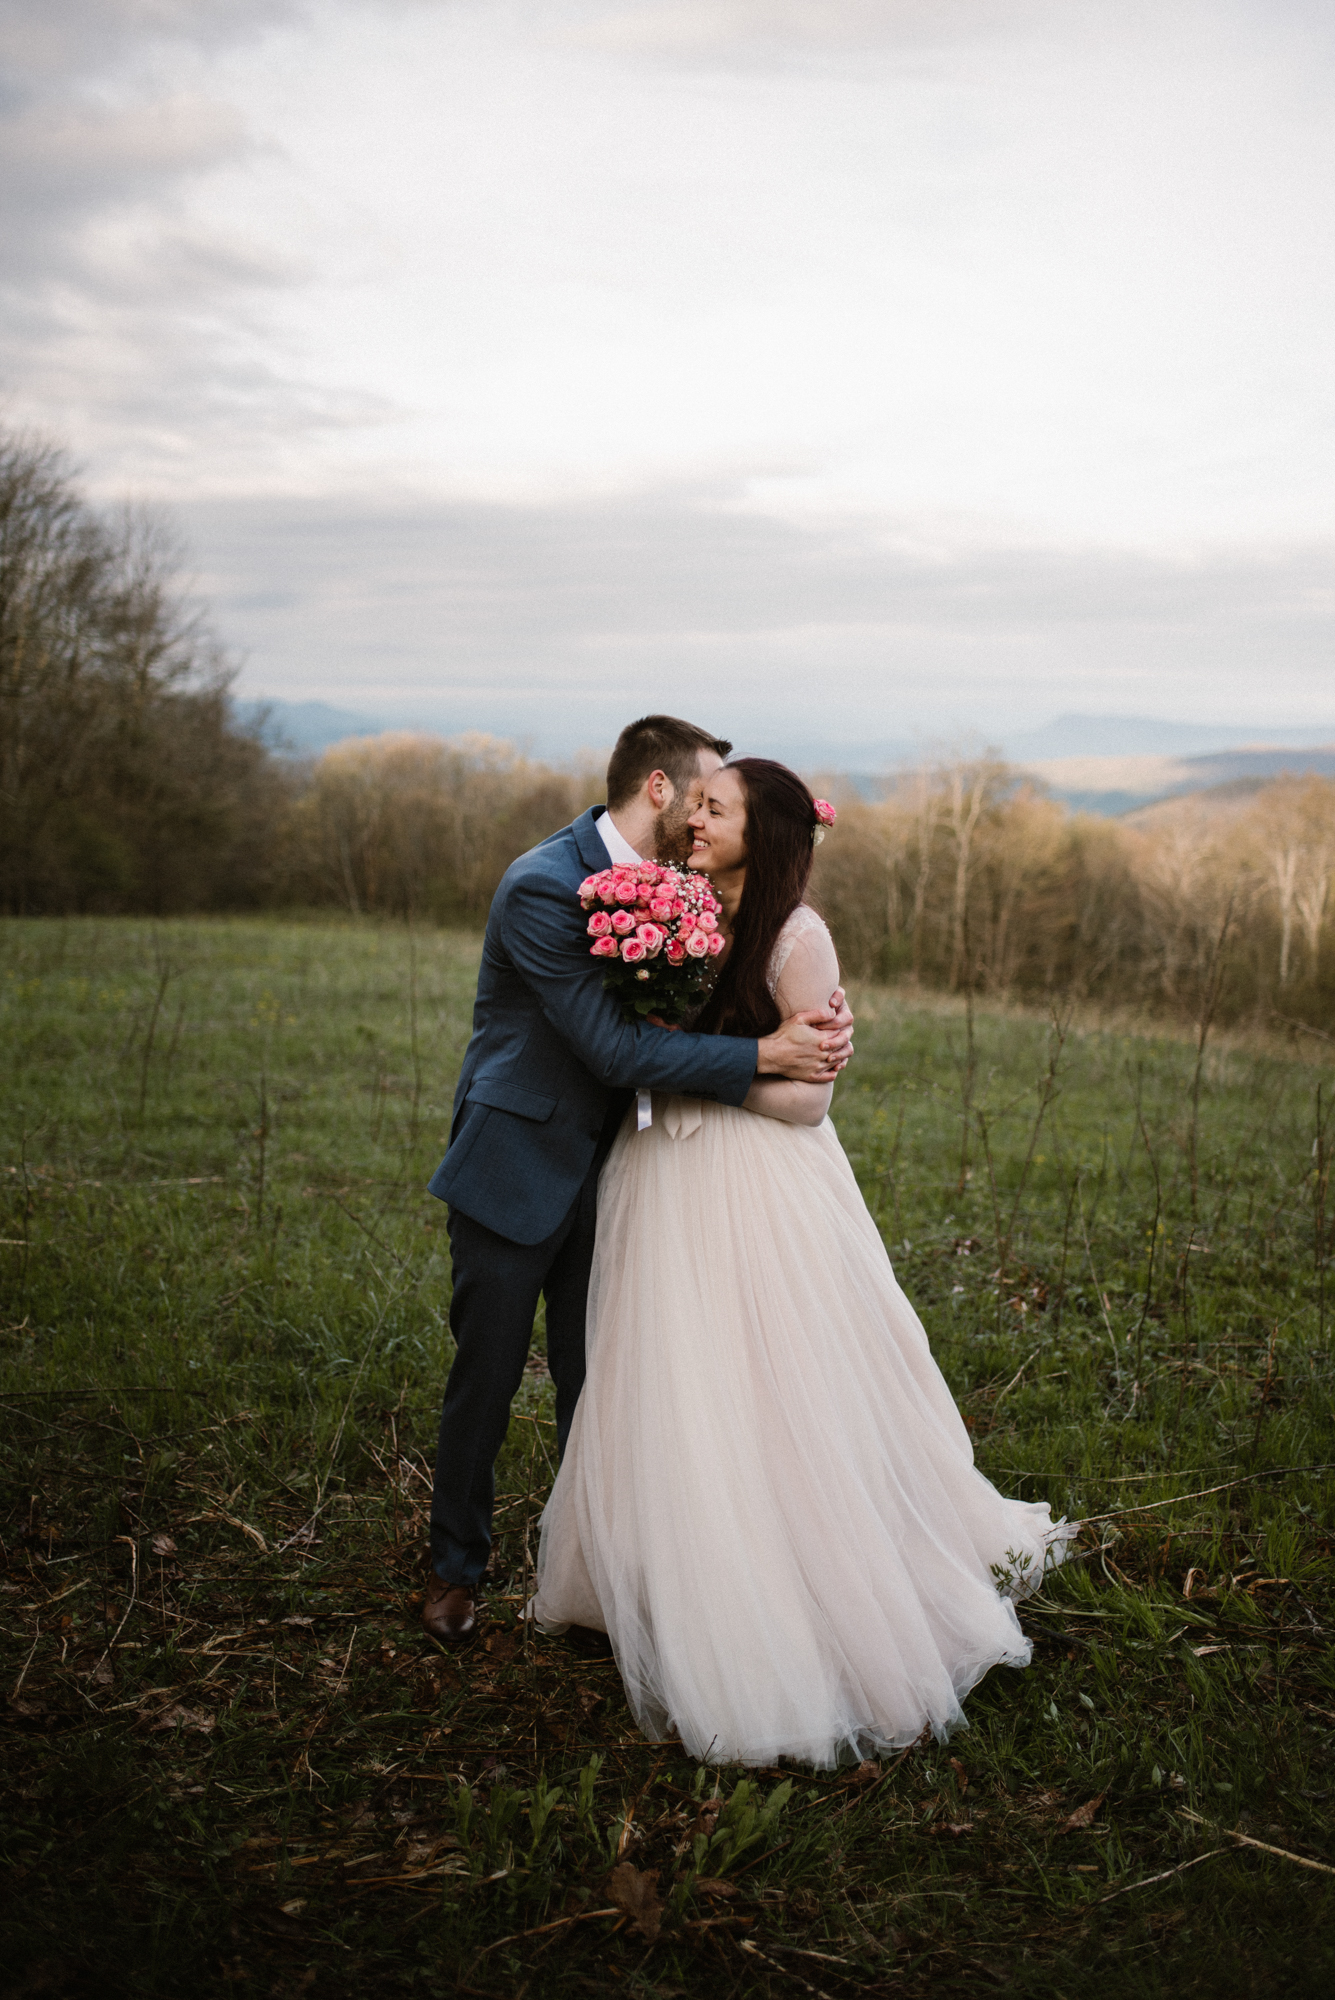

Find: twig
<box><xmin>329</xmin><ymin>1625</ymin><xmax>358</xmax><ymax>1701</ymax></box>
<box><xmin>183</xmin><ymin>1509</ymin><xmax>270</xmax><ymax>1554</ymax></box>
<box><xmin>1077</xmin><ymin>1179</ymin><xmax>1121</xmax><ymax>1389</ymax></box>
<box><xmin>1079</xmin><ymin>1463</ymin><xmax>1335</xmax><ymax>1528</ymax></box>
<box><xmin>478</xmin><ymin>1907</ymin><xmax>621</xmax><ymax>1953</ymax></box>
<box><xmin>97</xmin><ymin>1535</ymin><xmax>140</xmax><ymax>1664</ymax></box>
<box><xmin>11</xmin><ymin>1624</ymin><xmax>42</xmax><ymax>1698</ymax></box>
<box><xmin>737</xmin><ymin>1938</ymin><xmax>839</xmax><ymax>2000</ymax></box>
<box><xmin>1097</xmin><ymin>1847</ymin><xmax>1230</xmax><ymax>1902</ymax></box>
<box><xmin>1188</xmin><ymin>896</ymin><xmax>1235</xmax><ymax>1221</ymax></box>
<box><xmin>274</xmin><ymin>1496</ymin><xmax>335</xmax><ymax>1555</ymax></box>
<box><xmin>993</xmin><ymin>1345</ymin><xmax>1042</xmax><ymax>1410</ymax></box>
<box><xmin>1179</xmin><ymin>1810</ymin><xmax>1335</xmax><ymax>1877</ymax></box>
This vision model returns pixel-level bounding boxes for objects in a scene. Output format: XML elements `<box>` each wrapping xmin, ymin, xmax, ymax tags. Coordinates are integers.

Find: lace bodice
<box><xmin>766</xmin><ymin>904</ymin><xmax>833</xmax><ymax>997</ymax></box>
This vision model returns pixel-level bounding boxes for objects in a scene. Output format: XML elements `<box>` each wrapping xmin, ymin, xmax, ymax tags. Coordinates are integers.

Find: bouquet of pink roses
<box><xmin>578</xmin><ymin>862</ymin><xmax>725</xmax><ymax>1023</ymax></box>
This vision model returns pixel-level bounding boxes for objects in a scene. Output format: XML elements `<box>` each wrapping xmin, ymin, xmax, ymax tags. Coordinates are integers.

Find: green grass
<box><xmin>2</xmin><ymin>915</ymin><xmax>1334</xmax><ymax>2000</ymax></box>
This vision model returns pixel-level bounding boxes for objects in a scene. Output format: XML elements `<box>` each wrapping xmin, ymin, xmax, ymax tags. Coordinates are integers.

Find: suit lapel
<box><xmin>573</xmin><ymin>806</ymin><xmax>615</xmax><ymax>874</ymax></box>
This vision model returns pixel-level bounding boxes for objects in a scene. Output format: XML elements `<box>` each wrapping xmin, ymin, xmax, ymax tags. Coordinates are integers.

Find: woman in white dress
<box><xmin>534</xmin><ymin>758</ymin><xmax>1072</xmax><ymax>1769</ymax></box>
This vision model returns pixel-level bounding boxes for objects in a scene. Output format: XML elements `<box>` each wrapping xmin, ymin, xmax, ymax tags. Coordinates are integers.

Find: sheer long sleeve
<box><xmin>743</xmin><ymin>916</ymin><xmax>841</xmax><ymax>1127</ymax></box>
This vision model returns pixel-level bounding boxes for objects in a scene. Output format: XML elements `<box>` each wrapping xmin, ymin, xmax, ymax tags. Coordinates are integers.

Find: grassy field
<box><xmin>2</xmin><ymin>915</ymin><xmax>1333</xmax><ymax>2000</ymax></box>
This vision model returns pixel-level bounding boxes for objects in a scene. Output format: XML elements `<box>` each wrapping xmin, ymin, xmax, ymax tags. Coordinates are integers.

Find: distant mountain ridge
<box><xmin>233</xmin><ymin>699</ymin><xmax>1335</xmax><ymax>816</ymax></box>
<box><xmin>1023</xmin><ymin>745</ymin><xmax>1335</xmax><ymax>818</ymax></box>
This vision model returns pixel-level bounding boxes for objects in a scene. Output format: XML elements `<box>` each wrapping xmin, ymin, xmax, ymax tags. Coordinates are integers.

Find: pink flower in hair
<box><xmin>813</xmin><ymin>799</ymin><xmax>837</xmax><ymax>827</ymax></box>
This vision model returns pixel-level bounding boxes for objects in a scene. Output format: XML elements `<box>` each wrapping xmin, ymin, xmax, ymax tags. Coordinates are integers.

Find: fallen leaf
<box><xmin>279</xmin><ymin>1899</ymin><xmax>307</xmax><ymax>1918</ymax></box>
<box><xmin>484</xmin><ymin>1630</ymin><xmax>519</xmax><ymax>1662</ymax></box>
<box><xmin>413</xmin><ymin>1670</ymin><xmax>443</xmax><ymax>1711</ymax></box>
<box><xmin>1057</xmin><ymin>1793</ymin><xmax>1106</xmax><ymax>1834</ymax></box>
<box><xmin>87</xmin><ymin>1659</ymin><xmax>113</xmax><ymax>1687</ymax></box>
<box><xmin>147</xmin><ymin>1704</ymin><xmax>215</xmax><ymax>1735</ymax></box>
<box><xmin>694</xmin><ymin>1877</ymin><xmax>740</xmax><ymax>1898</ymax></box>
<box><xmin>935</xmin><ymin>1821</ymin><xmax>975</xmax><ymax>1837</ymax></box>
<box><xmin>608</xmin><ymin>1862</ymin><xmax>664</xmax><ymax>1942</ymax></box>
<box><xmin>949</xmin><ymin>1757</ymin><xmax>970</xmax><ymax>1796</ymax></box>
<box><xmin>150</xmin><ymin>1534</ymin><xmax>177</xmax><ymax>1558</ymax></box>
<box><xmin>852</xmin><ymin>1760</ymin><xmax>879</xmax><ymax>1786</ymax></box>
<box><xmin>282</xmin><ymin>1615</ymin><xmax>314</xmax><ymax>1629</ymax></box>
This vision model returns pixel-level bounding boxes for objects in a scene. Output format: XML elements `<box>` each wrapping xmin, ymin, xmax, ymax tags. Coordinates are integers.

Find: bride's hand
<box><xmin>645</xmin><ymin>1013</ymin><xmax>681</xmax><ymax>1031</ymax></box>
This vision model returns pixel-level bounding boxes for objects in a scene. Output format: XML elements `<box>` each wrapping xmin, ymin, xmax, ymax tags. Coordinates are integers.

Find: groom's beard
<box><xmin>653</xmin><ymin>800</ymin><xmax>695</xmax><ymax>866</ymax></box>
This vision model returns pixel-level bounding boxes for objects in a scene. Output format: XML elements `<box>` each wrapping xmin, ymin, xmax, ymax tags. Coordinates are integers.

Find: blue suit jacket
<box><xmin>427</xmin><ymin>807</ymin><xmax>759</xmax><ymax>1244</ymax></box>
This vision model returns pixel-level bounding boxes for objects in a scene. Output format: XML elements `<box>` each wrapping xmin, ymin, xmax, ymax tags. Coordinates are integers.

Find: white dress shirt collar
<box><xmin>596</xmin><ymin>807</ymin><xmax>646</xmax><ymax>867</ymax></box>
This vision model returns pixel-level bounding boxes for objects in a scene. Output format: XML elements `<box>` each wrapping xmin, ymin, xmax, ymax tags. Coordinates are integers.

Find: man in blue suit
<box><xmin>423</xmin><ymin>715</ymin><xmax>853</xmax><ymax>1645</ymax></box>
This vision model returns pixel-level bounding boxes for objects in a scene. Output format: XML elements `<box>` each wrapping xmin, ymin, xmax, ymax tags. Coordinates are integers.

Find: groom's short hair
<box><xmin>606</xmin><ymin>715</ymin><xmax>733</xmax><ymax>809</ymax></box>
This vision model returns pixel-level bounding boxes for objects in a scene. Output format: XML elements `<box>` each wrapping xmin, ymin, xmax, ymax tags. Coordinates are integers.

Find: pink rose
<box><xmin>615</xmin><ymin>877</ymin><xmax>639</xmax><ymax>904</ymax></box>
<box><xmin>697</xmin><ymin>911</ymin><xmax>718</xmax><ymax>933</ymax></box>
<box><xmin>590</xmin><ymin>936</ymin><xmax>619</xmax><ymax>957</ymax></box>
<box><xmin>635</xmin><ymin>968</ymin><xmax>651</xmax><ymax>981</ymax></box>
<box><xmin>813</xmin><ymin>799</ymin><xmax>837</xmax><ymax>828</ymax></box>
<box><xmin>648</xmin><ymin>897</ymin><xmax>673</xmax><ymax>919</ymax></box>
<box><xmin>587</xmin><ymin>911</ymin><xmax>613</xmax><ymax>936</ymax></box>
<box><xmin>665</xmin><ymin>939</ymin><xmax>686</xmax><ymax>964</ymax></box>
<box><xmin>685</xmin><ymin>932</ymin><xmax>709</xmax><ymax>958</ymax></box>
<box><xmin>706</xmin><ymin>932</ymin><xmax>725</xmax><ymax>956</ymax></box>
<box><xmin>635</xmin><ymin>923</ymin><xmax>665</xmax><ymax>954</ymax></box>
<box><xmin>611</xmin><ymin>909</ymin><xmax>636</xmax><ymax>935</ymax></box>
<box><xmin>621</xmin><ymin>937</ymin><xmax>647</xmax><ymax>963</ymax></box>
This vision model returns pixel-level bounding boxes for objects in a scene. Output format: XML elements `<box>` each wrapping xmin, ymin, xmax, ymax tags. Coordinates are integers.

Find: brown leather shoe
<box><xmin>422</xmin><ymin>1571</ymin><xmax>478</xmax><ymax>1647</ymax></box>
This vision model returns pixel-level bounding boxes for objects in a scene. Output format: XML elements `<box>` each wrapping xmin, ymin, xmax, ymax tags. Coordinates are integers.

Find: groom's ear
<box><xmin>645</xmin><ymin>768</ymin><xmax>674</xmax><ymax>808</ymax></box>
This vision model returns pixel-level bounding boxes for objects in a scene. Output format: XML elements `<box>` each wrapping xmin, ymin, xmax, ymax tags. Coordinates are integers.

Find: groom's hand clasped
<box><xmin>756</xmin><ymin>984</ymin><xmax>854</xmax><ymax>1083</ymax></box>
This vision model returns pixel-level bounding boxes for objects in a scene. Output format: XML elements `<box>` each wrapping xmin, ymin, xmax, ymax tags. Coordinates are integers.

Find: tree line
<box><xmin>811</xmin><ymin>763</ymin><xmax>1335</xmax><ymax>1036</ymax></box>
<box><xmin>5</xmin><ymin>427</ymin><xmax>1334</xmax><ymax>1035</ymax></box>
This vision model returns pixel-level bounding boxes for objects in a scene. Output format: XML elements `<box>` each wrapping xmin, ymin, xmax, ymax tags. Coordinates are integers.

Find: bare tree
<box><xmin>0</xmin><ymin>427</ymin><xmax>282</xmax><ymax>913</ymax></box>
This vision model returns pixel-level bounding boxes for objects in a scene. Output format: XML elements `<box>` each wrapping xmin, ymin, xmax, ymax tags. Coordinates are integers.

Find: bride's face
<box><xmin>687</xmin><ymin>767</ymin><xmax>748</xmax><ymax>878</ymax></box>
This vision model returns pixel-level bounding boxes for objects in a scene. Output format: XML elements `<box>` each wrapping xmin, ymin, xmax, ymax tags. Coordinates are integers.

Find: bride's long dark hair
<box><xmin>695</xmin><ymin>758</ymin><xmax>820</xmax><ymax>1039</ymax></box>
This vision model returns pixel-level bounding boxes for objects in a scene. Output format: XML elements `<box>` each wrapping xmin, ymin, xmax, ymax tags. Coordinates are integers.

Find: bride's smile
<box><xmin>687</xmin><ymin>766</ymin><xmax>748</xmax><ymax>912</ymax></box>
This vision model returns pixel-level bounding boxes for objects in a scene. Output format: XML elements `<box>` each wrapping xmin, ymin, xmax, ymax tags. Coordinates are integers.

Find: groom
<box><xmin>422</xmin><ymin>714</ymin><xmax>854</xmax><ymax>1645</ymax></box>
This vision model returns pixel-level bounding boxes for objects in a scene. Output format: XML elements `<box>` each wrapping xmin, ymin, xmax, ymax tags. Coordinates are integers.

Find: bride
<box><xmin>533</xmin><ymin>758</ymin><xmax>1072</xmax><ymax>1768</ymax></box>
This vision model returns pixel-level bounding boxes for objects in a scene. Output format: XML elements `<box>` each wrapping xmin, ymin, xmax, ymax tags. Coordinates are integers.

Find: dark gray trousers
<box><xmin>429</xmin><ymin>1162</ymin><xmax>602</xmax><ymax>1586</ymax></box>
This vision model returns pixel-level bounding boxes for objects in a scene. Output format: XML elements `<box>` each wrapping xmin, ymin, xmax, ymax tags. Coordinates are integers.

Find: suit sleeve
<box><xmin>499</xmin><ymin>868</ymin><xmax>758</xmax><ymax>1103</ymax></box>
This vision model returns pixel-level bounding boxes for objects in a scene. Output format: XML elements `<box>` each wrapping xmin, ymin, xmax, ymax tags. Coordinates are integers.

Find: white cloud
<box><xmin>3</xmin><ymin>0</ymin><xmax>1334</xmax><ymax>741</ymax></box>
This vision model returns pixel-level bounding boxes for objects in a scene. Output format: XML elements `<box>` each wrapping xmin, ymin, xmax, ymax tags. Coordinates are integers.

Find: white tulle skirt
<box><xmin>533</xmin><ymin>1098</ymin><xmax>1073</xmax><ymax>1769</ymax></box>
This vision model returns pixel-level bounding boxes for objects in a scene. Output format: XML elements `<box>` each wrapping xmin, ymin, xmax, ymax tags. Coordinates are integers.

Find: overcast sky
<box><xmin>3</xmin><ymin>0</ymin><xmax>1334</xmax><ymax>756</ymax></box>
